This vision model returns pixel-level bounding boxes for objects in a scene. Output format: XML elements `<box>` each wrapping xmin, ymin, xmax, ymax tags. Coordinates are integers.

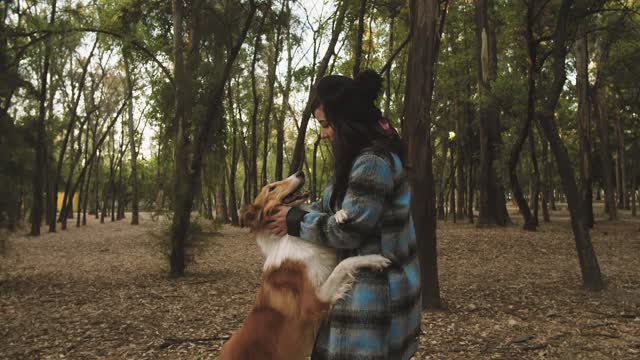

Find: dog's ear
<box><xmin>240</xmin><ymin>204</ymin><xmax>260</xmax><ymax>229</ymax></box>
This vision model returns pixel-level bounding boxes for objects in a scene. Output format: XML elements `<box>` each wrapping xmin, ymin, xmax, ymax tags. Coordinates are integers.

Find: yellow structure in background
<box><xmin>56</xmin><ymin>192</ymin><xmax>79</xmax><ymax>213</ymax></box>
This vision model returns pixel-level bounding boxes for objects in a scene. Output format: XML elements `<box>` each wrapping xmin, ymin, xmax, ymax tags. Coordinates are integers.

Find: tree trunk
<box><xmin>455</xmin><ymin>113</ymin><xmax>465</xmax><ymax>220</ymax></box>
<box><xmin>311</xmin><ymin>135</ymin><xmax>321</xmax><ymax>202</ymax></box>
<box><xmin>77</xmin><ymin>122</ymin><xmax>92</xmax><ymax>227</ymax></box>
<box><xmin>289</xmin><ymin>1</ymin><xmax>348</xmax><ymax>174</ymax></box>
<box><xmin>217</xmin><ymin>164</ymin><xmax>229</xmax><ymax>223</ymax></box>
<box><xmin>275</xmin><ymin>0</ymin><xmax>292</xmax><ymax>181</ymax></box>
<box><xmin>529</xmin><ymin>128</ymin><xmax>540</xmax><ymax>226</ymax></box>
<box><xmin>592</xmin><ymin>38</ymin><xmax>616</xmax><ymax>220</ymax></box>
<box><xmin>30</xmin><ymin>0</ymin><xmax>57</xmax><ymax>236</ymax></box>
<box><xmin>81</xmin><ymin>157</ymin><xmax>93</xmax><ymax>226</ymax></box>
<box><xmin>575</xmin><ymin>24</ymin><xmax>594</xmax><ymax>227</ymax></box>
<box><xmin>475</xmin><ymin>0</ymin><xmax>510</xmax><ymax>227</ymax></box>
<box><xmin>123</xmin><ymin>48</ymin><xmax>139</xmax><ymax>225</ymax></box>
<box><xmin>49</xmin><ymin>39</ymin><xmax>97</xmax><ymax>232</ymax></box>
<box><xmin>467</xmin><ymin>158</ymin><xmax>475</xmax><ymax>224</ymax></box>
<box><xmin>541</xmin><ymin>135</ymin><xmax>550</xmax><ymax>222</ymax></box>
<box><xmin>613</xmin><ymin>112</ymin><xmax>626</xmax><ymax>209</ymax></box>
<box><xmin>449</xmin><ymin>140</ymin><xmax>456</xmax><ymax>223</ymax></box>
<box><xmin>116</xmin><ymin>152</ymin><xmax>126</xmax><ymax>221</ymax></box>
<box><xmin>403</xmin><ymin>0</ymin><xmax>445</xmax><ymax>309</ymax></box>
<box><xmin>94</xmin><ymin>152</ymin><xmax>101</xmax><ymax>219</ymax></box>
<box><xmin>510</xmin><ymin>6</ymin><xmax>538</xmax><ymax>232</ymax></box>
<box><xmin>169</xmin><ymin>0</ymin><xmax>256</xmax><ymax>276</ymax></box>
<box><xmin>537</xmin><ymin>0</ymin><xmax>603</xmax><ymax>291</ymax></box>
<box><xmin>508</xmin><ymin>95</ymin><xmax>535</xmax><ymax>230</ymax></box>
<box><xmin>353</xmin><ymin>0</ymin><xmax>367</xmax><ymax>77</ymax></box>
<box><xmin>249</xmin><ymin>27</ymin><xmax>262</xmax><ymax>199</ymax></box>
<box><xmin>465</xmin><ymin>73</ymin><xmax>475</xmax><ymax>224</ymax></box>
<box><xmin>170</xmin><ymin>0</ymin><xmax>189</xmax><ymax>276</ymax></box>
<box><xmin>61</xmin><ymin>125</ymin><xmax>84</xmax><ymax>229</ymax></box>
<box><xmin>384</xmin><ymin>12</ymin><xmax>396</xmax><ymax>116</ymax></box>
<box><xmin>60</xmin><ymin>100</ymin><xmax>128</xmax><ymax>228</ymax></box>
<box><xmin>227</xmin><ymin>87</ymin><xmax>240</xmax><ymax>226</ymax></box>
<box><xmin>437</xmin><ymin>137</ymin><xmax>448</xmax><ymax>220</ymax></box>
<box><xmin>632</xmin><ymin>164</ymin><xmax>637</xmax><ymax>217</ymax></box>
<box><xmin>76</xmin><ymin>168</ymin><xmax>86</xmax><ymax>228</ymax></box>
<box><xmin>261</xmin><ymin>4</ymin><xmax>283</xmax><ymax>187</ymax></box>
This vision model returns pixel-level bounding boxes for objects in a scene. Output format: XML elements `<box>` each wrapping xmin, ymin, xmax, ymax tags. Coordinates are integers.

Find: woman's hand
<box><xmin>265</xmin><ymin>205</ymin><xmax>291</xmax><ymax>237</ymax></box>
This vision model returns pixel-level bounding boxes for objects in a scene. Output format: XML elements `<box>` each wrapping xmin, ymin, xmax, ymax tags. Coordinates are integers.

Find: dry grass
<box><xmin>1</xmin><ymin>206</ymin><xmax>639</xmax><ymax>359</ymax></box>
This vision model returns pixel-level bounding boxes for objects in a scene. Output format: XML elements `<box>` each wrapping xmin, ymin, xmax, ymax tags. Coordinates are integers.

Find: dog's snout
<box><xmin>295</xmin><ymin>171</ymin><xmax>304</xmax><ymax>178</ymax></box>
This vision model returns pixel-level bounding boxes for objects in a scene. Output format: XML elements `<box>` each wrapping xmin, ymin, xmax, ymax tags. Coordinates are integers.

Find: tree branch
<box><xmin>10</xmin><ymin>27</ymin><xmax>175</xmax><ymax>87</ymax></box>
<box><xmin>379</xmin><ymin>31</ymin><xmax>411</xmax><ymax>76</ymax></box>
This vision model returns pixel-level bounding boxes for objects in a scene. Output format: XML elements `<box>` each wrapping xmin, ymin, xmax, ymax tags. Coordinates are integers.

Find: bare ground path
<box><xmin>1</xmin><ymin>209</ymin><xmax>639</xmax><ymax>359</ymax></box>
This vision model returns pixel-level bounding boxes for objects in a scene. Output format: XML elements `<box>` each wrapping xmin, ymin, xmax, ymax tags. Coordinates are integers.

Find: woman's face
<box><xmin>314</xmin><ymin>105</ymin><xmax>335</xmax><ymax>143</ymax></box>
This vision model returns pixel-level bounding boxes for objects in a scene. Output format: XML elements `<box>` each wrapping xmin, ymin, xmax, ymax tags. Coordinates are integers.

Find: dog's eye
<box><xmin>269</xmin><ymin>186</ymin><xmax>275</xmax><ymax>192</ymax></box>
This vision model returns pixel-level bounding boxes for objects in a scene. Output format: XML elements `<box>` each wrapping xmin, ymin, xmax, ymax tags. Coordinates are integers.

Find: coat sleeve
<box><xmin>287</xmin><ymin>153</ymin><xmax>393</xmax><ymax>249</ymax></box>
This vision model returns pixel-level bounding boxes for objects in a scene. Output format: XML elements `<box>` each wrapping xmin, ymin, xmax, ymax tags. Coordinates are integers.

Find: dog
<box><xmin>219</xmin><ymin>171</ymin><xmax>390</xmax><ymax>360</ymax></box>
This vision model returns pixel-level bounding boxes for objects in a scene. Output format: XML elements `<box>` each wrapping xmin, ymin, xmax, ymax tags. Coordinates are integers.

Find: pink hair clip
<box><xmin>379</xmin><ymin>119</ymin><xmax>392</xmax><ymax>132</ymax></box>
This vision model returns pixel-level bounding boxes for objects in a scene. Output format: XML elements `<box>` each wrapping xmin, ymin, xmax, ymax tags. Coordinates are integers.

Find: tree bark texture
<box><xmin>455</xmin><ymin>110</ymin><xmax>466</xmax><ymax>220</ymax></box>
<box><xmin>227</xmin><ymin>87</ymin><xmax>240</xmax><ymax>226</ymax></box>
<box><xmin>529</xmin><ymin>129</ymin><xmax>540</xmax><ymax>226</ymax></box>
<box><xmin>123</xmin><ymin>48</ymin><xmax>139</xmax><ymax>225</ymax></box>
<box><xmin>261</xmin><ymin>2</ymin><xmax>284</xmax><ymax>187</ymax></box>
<box><xmin>30</xmin><ymin>0</ymin><xmax>57</xmax><ymax>236</ymax></box>
<box><xmin>575</xmin><ymin>24</ymin><xmax>594</xmax><ymax>227</ymax></box>
<box><xmin>475</xmin><ymin>0</ymin><xmax>510</xmax><ymax>227</ymax></box>
<box><xmin>540</xmin><ymin>133</ymin><xmax>551</xmax><ymax>223</ymax></box>
<box><xmin>613</xmin><ymin>112</ymin><xmax>626</xmax><ymax>209</ymax></box>
<box><xmin>169</xmin><ymin>0</ymin><xmax>256</xmax><ymax>276</ymax></box>
<box><xmin>249</xmin><ymin>24</ymin><xmax>262</xmax><ymax>199</ymax></box>
<box><xmin>537</xmin><ymin>0</ymin><xmax>603</xmax><ymax>291</ymax></box>
<box><xmin>592</xmin><ymin>39</ymin><xmax>616</xmax><ymax>220</ymax></box>
<box><xmin>403</xmin><ymin>0</ymin><xmax>444</xmax><ymax>309</ymax></box>
<box><xmin>353</xmin><ymin>0</ymin><xmax>367</xmax><ymax>77</ymax></box>
<box><xmin>449</xmin><ymin>140</ymin><xmax>456</xmax><ymax>223</ymax></box>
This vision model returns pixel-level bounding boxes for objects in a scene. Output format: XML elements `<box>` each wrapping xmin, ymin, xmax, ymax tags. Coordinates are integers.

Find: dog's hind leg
<box><xmin>316</xmin><ymin>255</ymin><xmax>391</xmax><ymax>304</ymax></box>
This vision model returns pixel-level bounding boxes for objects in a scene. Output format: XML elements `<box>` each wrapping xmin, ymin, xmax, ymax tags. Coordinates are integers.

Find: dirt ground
<box><xmin>1</xmin><ymin>206</ymin><xmax>639</xmax><ymax>359</ymax></box>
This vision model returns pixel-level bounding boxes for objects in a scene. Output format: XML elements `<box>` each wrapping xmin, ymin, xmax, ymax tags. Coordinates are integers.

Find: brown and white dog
<box><xmin>219</xmin><ymin>171</ymin><xmax>390</xmax><ymax>360</ymax></box>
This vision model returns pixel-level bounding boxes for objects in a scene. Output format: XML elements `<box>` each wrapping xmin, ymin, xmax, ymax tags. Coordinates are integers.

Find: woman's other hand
<box><xmin>265</xmin><ymin>205</ymin><xmax>290</xmax><ymax>237</ymax></box>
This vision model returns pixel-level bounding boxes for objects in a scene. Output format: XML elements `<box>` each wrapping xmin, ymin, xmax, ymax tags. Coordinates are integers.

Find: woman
<box><xmin>267</xmin><ymin>70</ymin><xmax>421</xmax><ymax>360</ymax></box>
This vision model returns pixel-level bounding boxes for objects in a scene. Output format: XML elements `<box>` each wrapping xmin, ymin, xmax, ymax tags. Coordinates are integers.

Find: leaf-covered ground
<box><xmin>1</xmin><ymin>207</ymin><xmax>639</xmax><ymax>359</ymax></box>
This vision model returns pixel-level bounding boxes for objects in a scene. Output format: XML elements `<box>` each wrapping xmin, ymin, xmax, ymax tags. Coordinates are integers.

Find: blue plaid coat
<box><xmin>287</xmin><ymin>151</ymin><xmax>421</xmax><ymax>360</ymax></box>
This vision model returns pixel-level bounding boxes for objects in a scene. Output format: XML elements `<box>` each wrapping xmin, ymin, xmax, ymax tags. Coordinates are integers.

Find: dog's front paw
<box><xmin>358</xmin><ymin>255</ymin><xmax>392</xmax><ymax>272</ymax></box>
<box><xmin>335</xmin><ymin>209</ymin><xmax>348</xmax><ymax>224</ymax></box>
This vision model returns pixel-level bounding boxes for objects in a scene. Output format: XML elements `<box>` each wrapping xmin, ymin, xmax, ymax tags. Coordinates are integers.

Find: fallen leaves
<box><xmin>1</xmin><ymin>208</ymin><xmax>639</xmax><ymax>359</ymax></box>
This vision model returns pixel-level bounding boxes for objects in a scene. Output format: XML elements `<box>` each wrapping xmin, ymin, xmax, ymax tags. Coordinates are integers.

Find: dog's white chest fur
<box><xmin>256</xmin><ymin>233</ymin><xmax>337</xmax><ymax>288</ymax></box>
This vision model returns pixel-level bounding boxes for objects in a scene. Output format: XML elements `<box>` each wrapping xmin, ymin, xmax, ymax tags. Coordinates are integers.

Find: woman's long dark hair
<box><xmin>312</xmin><ymin>70</ymin><xmax>405</xmax><ymax>209</ymax></box>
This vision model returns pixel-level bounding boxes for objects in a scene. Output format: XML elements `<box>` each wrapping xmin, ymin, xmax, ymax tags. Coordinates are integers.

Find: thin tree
<box><xmin>613</xmin><ymin>112</ymin><xmax>626</xmax><ymax>209</ymax></box>
<box><xmin>403</xmin><ymin>0</ymin><xmax>448</xmax><ymax>309</ymax></box>
<box><xmin>123</xmin><ymin>46</ymin><xmax>139</xmax><ymax>225</ymax></box>
<box><xmin>536</xmin><ymin>0</ymin><xmax>603</xmax><ymax>291</ymax></box>
<box><xmin>353</xmin><ymin>0</ymin><xmax>367</xmax><ymax>77</ymax></box>
<box><xmin>575</xmin><ymin>23</ymin><xmax>594</xmax><ymax>227</ymax></box>
<box><xmin>592</xmin><ymin>37</ymin><xmax>617</xmax><ymax>220</ymax></box>
<box><xmin>49</xmin><ymin>38</ymin><xmax>98</xmax><ymax>232</ymax></box>
<box><xmin>289</xmin><ymin>1</ymin><xmax>348</xmax><ymax>174</ymax></box>
<box><xmin>169</xmin><ymin>0</ymin><xmax>257</xmax><ymax>276</ymax></box>
<box><xmin>249</xmin><ymin>17</ymin><xmax>263</xmax><ymax>198</ymax></box>
<box><xmin>275</xmin><ymin>0</ymin><xmax>292</xmax><ymax>181</ymax></box>
<box><xmin>261</xmin><ymin>1</ymin><xmax>284</xmax><ymax>186</ymax></box>
<box><xmin>227</xmin><ymin>85</ymin><xmax>240</xmax><ymax>226</ymax></box>
<box><xmin>529</xmin><ymin>129</ymin><xmax>540</xmax><ymax>226</ymax></box>
<box><xmin>30</xmin><ymin>0</ymin><xmax>57</xmax><ymax>236</ymax></box>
